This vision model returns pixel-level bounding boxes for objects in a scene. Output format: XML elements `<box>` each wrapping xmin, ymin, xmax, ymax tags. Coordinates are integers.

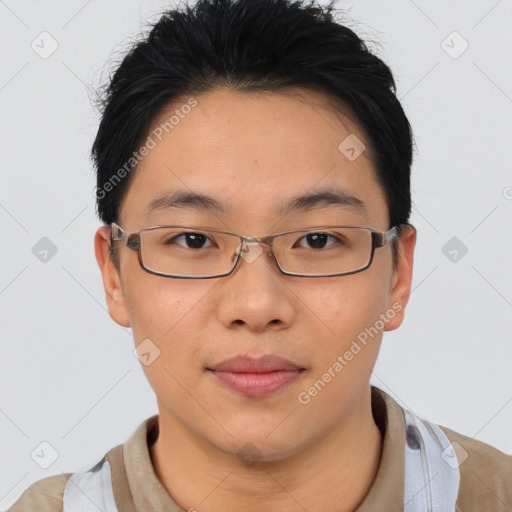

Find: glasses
<box><xmin>110</xmin><ymin>222</ymin><xmax>403</xmax><ymax>279</ymax></box>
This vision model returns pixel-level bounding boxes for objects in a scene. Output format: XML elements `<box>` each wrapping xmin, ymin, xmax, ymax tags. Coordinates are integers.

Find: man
<box><xmin>8</xmin><ymin>0</ymin><xmax>511</xmax><ymax>510</ymax></box>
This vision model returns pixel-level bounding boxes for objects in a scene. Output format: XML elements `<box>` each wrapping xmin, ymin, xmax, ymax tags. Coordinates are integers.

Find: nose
<box><xmin>217</xmin><ymin>239</ymin><xmax>296</xmax><ymax>332</ymax></box>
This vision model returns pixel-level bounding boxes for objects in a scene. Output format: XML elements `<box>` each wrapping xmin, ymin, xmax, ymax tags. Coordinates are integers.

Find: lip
<box><xmin>207</xmin><ymin>355</ymin><xmax>306</xmax><ymax>397</ymax></box>
<box><xmin>209</xmin><ymin>354</ymin><xmax>303</xmax><ymax>373</ymax></box>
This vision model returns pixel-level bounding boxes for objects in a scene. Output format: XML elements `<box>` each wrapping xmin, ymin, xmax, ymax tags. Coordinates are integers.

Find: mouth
<box><xmin>207</xmin><ymin>354</ymin><xmax>306</xmax><ymax>397</ymax></box>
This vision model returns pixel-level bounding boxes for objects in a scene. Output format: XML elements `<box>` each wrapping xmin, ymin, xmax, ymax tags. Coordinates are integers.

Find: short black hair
<box><xmin>92</xmin><ymin>0</ymin><xmax>414</xmax><ymax>266</ymax></box>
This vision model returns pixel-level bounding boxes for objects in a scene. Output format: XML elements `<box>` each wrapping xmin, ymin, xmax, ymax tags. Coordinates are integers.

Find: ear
<box><xmin>94</xmin><ymin>226</ymin><xmax>131</xmax><ymax>327</ymax></box>
<box><xmin>384</xmin><ymin>225</ymin><xmax>417</xmax><ymax>331</ymax></box>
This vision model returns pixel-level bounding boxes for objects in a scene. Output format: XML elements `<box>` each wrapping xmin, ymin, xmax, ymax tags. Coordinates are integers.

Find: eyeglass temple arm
<box><xmin>110</xmin><ymin>223</ymin><xmax>123</xmax><ymax>241</ymax></box>
<box><xmin>375</xmin><ymin>223</ymin><xmax>415</xmax><ymax>247</ymax></box>
<box><xmin>110</xmin><ymin>223</ymin><xmax>140</xmax><ymax>249</ymax></box>
<box><xmin>374</xmin><ymin>225</ymin><xmax>399</xmax><ymax>247</ymax></box>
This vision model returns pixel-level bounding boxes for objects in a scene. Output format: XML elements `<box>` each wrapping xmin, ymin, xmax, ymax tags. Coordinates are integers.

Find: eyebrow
<box><xmin>279</xmin><ymin>187</ymin><xmax>366</xmax><ymax>216</ymax></box>
<box><xmin>145</xmin><ymin>190</ymin><xmax>231</xmax><ymax>216</ymax></box>
<box><xmin>144</xmin><ymin>186</ymin><xmax>366</xmax><ymax>218</ymax></box>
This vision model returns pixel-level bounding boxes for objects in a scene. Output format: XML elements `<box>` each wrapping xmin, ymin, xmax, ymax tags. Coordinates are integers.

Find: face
<box><xmin>95</xmin><ymin>87</ymin><xmax>415</xmax><ymax>462</ymax></box>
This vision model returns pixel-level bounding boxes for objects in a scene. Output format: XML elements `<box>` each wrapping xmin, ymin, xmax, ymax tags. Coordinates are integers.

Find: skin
<box><xmin>95</xmin><ymin>86</ymin><xmax>416</xmax><ymax>512</ymax></box>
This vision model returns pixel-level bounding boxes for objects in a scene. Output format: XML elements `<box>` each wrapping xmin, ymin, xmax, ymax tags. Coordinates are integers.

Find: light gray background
<box><xmin>1</xmin><ymin>0</ymin><xmax>511</xmax><ymax>508</ymax></box>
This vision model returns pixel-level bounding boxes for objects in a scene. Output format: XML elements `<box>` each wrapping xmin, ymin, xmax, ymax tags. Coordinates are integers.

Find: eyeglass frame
<box><xmin>110</xmin><ymin>222</ymin><xmax>409</xmax><ymax>279</ymax></box>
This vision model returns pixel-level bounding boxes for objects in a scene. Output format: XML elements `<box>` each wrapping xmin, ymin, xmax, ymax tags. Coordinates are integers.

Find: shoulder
<box><xmin>439</xmin><ymin>425</ymin><xmax>512</xmax><ymax>511</ymax></box>
<box><xmin>6</xmin><ymin>452</ymin><xmax>119</xmax><ymax>512</ymax></box>
<box><xmin>6</xmin><ymin>473</ymin><xmax>72</xmax><ymax>512</ymax></box>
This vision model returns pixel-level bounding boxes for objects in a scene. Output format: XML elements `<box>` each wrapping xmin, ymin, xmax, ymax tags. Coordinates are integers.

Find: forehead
<box><xmin>119</xmin><ymin>87</ymin><xmax>388</xmax><ymax>230</ymax></box>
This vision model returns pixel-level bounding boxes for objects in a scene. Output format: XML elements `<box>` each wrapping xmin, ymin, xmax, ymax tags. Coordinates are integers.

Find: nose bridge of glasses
<box><xmin>236</xmin><ymin>235</ymin><xmax>274</xmax><ymax>265</ymax></box>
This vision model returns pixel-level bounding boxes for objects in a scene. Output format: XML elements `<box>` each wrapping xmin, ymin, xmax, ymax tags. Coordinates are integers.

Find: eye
<box><xmin>295</xmin><ymin>232</ymin><xmax>341</xmax><ymax>249</ymax></box>
<box><xmin>168</xmin><ymin>232</ymin><xmax>215</xmax><ymax>249</ymax></box>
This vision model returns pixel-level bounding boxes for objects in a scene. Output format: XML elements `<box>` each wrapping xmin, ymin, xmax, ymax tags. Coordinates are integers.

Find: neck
<box><xmin>150</xmin><ymin>388</ymin><xmax>383</xmax><ymax>512</ymax></box>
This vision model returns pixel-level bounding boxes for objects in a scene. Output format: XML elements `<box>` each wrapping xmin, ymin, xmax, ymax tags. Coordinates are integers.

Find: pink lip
<box><xmin>207</xmin><ymin>355</ymin><xmax>305</xmax><ymax>397</ymax></box>
<box><xmin>210</xmin><ymin>354</ymin><xmax>303</xmax><ymax>373</ymax></box>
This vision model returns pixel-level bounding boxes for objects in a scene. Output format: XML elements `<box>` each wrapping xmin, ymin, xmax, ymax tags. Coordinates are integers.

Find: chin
<box><xmin>208</xmin><ymin>423</ymin><xmax>313</xmax><ymax>465</ymax></box>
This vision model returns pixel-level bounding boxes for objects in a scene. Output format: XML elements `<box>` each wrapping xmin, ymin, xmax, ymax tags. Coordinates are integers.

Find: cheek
<box><xmin>293</xmin><ymin>277</ymin><xmax>389</xmax><ymax>412</ymax></box>
<box><xmin>294</xmin><ymin>276</ymin><xmax>389</xmax><ymax>387</ymax></box>
<box><xmin>124</xmin><ymin>280</ymin><xmax>211</xmax><ymax>404</ymax></box>
<box><xmin>299</xmin><ymin>273</ymin><xmax>390</xmax><ymax>340</ymax></box>
<box><xmin>122</xmin><ymin>276</ymin><xmax>212</xmax><ymax>369</ymax></box>
<box><xmin>123</xmin><ymin>271</ymin><xmax>194</xmax><ymax>334</ymax></box>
